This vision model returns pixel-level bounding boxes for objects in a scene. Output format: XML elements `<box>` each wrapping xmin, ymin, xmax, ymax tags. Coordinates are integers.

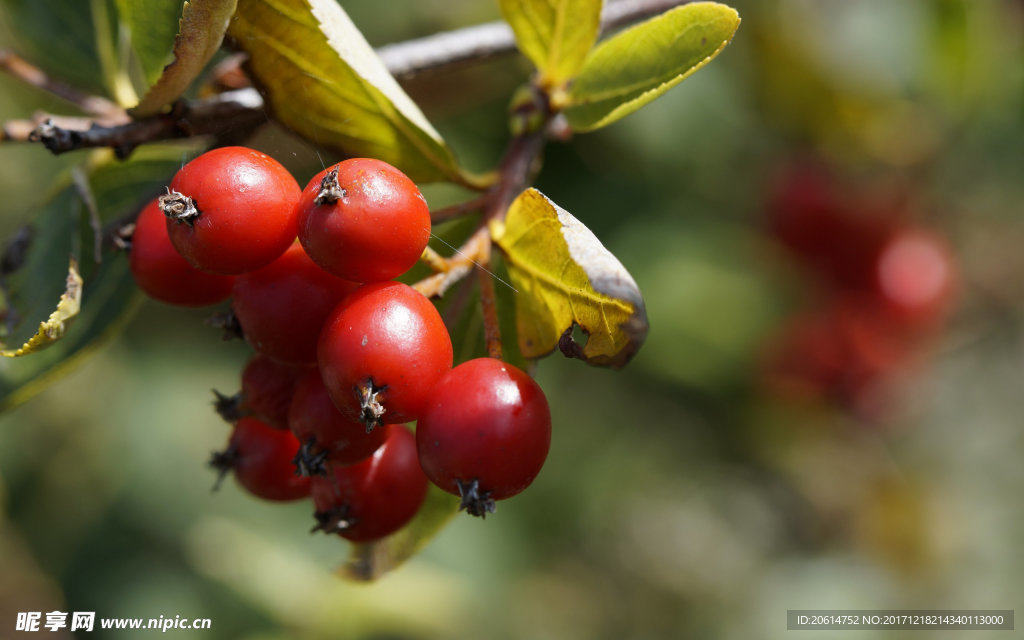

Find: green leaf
<box><xmin>228</xmin><ymin>0</ymin><xmax>478</xmax><ymax>186</ymax></box>
<box><xmin>499</xmin><ymin>0</ymin><xmax>602</xmax><ymax>87</ymax></box>
<box><xmin>0</xmin><ymin>0</ymin><xmax>108</xmax><ymax>97</ymax></box>
<box><xmin>0</xmin><ymin>146</ymin><xmax>191</xmax><ymax>410</ymax></box>
<box><xmin>114</xmin><ymin>0</ymin><xmax>188</xmax><ymax>88</ymax></box>
<box><xmin>130</xmin><ymin>0</ymin><xmax>239</xmax><ymax>117</ymax></box>
<box><xmin>490</xmin><ymin>188</ymin><xmax>647</xmax><ymax>368</ymax></box>
<box><xmin>342</xmin><ymin>484</ymin><xmax>459</xmax><ymax>581</ymax></box>
<box><xmin>565</xmin><ymin>1</ymin><xmax>740</xmax><ymax>132</ymax></box>
<box><xmin>91</xmin><ymin>0</ymin><xmax>139</xmax><ymax>107</ymax></box>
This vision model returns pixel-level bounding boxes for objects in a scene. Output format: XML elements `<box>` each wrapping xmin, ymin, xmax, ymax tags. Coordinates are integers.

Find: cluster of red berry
<box><xmin>127</xmin><ymin>146</ymin><xmax>551</xmax><ymax>542</ymax></box>
<box><xmin>762</xmin><ymin>162</ymin><xmax>957</xmax><ymax>416</ymax></box>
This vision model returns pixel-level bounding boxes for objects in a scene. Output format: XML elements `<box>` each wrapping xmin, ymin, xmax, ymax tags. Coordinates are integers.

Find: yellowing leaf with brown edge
<box><xmin>490</xmin><ymin>188</ymin><xmax>647</xmax><ymax>368</ymax></box>
<box><xmin>229</xmin><ymin>0</ymin><xmax>478</xmax><ymax>186</ymax></box>
<box><xmin>1</xmin><ymin>260</ymin><xmax>83</xmax><ymax>358</ymax></box>
<box><xmin>130</xmin><ymin>0</ymin><xmax>239</xmax><ymax>117</ymax></box>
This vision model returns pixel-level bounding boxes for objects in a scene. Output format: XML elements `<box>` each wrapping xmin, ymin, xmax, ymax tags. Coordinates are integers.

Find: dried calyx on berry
<box><xmin>355</xmin><ymin>379</ymin><xmax>387</xmax><ymax>432</ymax></box>
<box><xmin>208</xmin><ymin>445</ymin><xmax>239</xmax><ymax>491</ymax></box>
<box><xmin>311</xmin><ymin>504</ymin><xmax>355</xmax><ymax>534</ymax></box>
<box><xmin>292</xmin><ymin>437</ymin><xmax>329</xmax><ymax>477</ymax></box>
<box><xmin>212</xmin><ymin>389</ymin><xmax>249</xmax><ymax>423</ymax></box>
<box><xmin>158</xmin><ymin>189</ymin><xmax>200</xmax><ymax>228</ymax></box>
<box><xmin>456</xmin><ymin>478</ymin><xmax>496</xmax><ymax>518</ymax></box>
<box><xmin>209</xmin><ymin>418</ymin><xmax>310</xmax><ymax>502</ymax></box>
<box><xmin>313</xmin><ymin>167</ymin><xmax>346</xmax><ymax>205</ymax></box>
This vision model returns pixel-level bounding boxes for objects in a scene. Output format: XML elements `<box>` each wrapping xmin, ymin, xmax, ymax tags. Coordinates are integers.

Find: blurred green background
<box><xmin>1</xmin><ymin>0</ymin><xmax>1023</xmax><ymax>638</ymax></box>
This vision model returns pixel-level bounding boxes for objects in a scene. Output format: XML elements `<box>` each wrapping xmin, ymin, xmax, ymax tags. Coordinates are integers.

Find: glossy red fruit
<box><xmin>129</xmin><ymin>197</ymin><xmax>234</xmax><ymax>306</ymax></box>
<box><xmin>416</xmin><ymin>358</ymin><xmax>551</xmax><ymax>517</ymax></box>
<box><xmin>288</xmin><ymin>369</ymin><xmax>391</xmax><ymax>472</ymax></box>
<box><xmin>210</xmin><ymin>417</ymin><xmax>310</xmax><ymax>501</ymax></box>
<box><xmin>232</xmin><ymin>243</ymin><xmax>358</xmax><ymax>364</ymax></box>
<box><xmin>162</xmin><ymin>146</ymin><xmax>300</xmax><ymax>274</ymax></box>
<box><xmin>239</xmin><ymin>355</ymin><xmax>306</xmax><ymax>429</ymax></box>
<box><xmin>297</xmin><ymin>158</ymin><xmax>430</xmax><ymax>283</ymax></box>
<box><xmin>310</xmin><ymin>425</ymin><xmax>428</xmax><ymax>542</ymax></box>
<box><xmin>318</xmin><ymin>281</ymin><xmax>453</xmax><ymax>428</ymax></box>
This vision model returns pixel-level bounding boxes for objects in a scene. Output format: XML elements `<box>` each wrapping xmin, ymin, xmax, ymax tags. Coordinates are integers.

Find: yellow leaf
<box><xmin>130</xmin><ymin>0</ymin><xmax>239</xmax><ymax>117</ymax></box>
<box><xmin>491</xmin><ymin>188</ymin><xmax>647</xmax><ymax>368</ymax></box>
<box><xmin>2</xmin><ymin>260</ymin><xmax>83</xmax><ymax>358</ymax></box>
<box><xmin>229</xmin><ymin>0</ymin><xmax>478</xmax><ymax>186</ymax></box>
<box><xmin>499</xmin><ymin>0</ymin><xmax>602</xmax><ymax>88</ymax></box>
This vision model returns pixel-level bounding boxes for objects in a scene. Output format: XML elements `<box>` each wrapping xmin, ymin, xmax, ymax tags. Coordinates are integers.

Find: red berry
<box><xmin>162</xmin><ymin>146</ymin><xmax>300</xmax><ymax>274</ymax></box>
<box><xmin>766</xmin><ymin>163</ymin><xmax>890</xmax><ymax>290</ymax></box>
<box><xmin>129</xmin><ymin>197</ymin><xmax>234</xmax><ymax>306</ymax></box>
<box><xmin>232</xmin><ymin>243</ymin><xmax>358</xmax><ymax>364</ymax></box>
<box><xmin>297</xmin><ymin>158</ymin><xmax>430</xmax><ymax>283</ymax></box>
<box><xmin>289</xmin><ymin>369</ymin><xmax>391</xmax><ymax>472</ymax></box>
<box><xmin>310</xmin><ymin>425</ymin><xmax>427</xmax><ymax>542</ymax></box>
<box><xmin>416</xmin><ymin>358</ymin><xmax>551</xmax><ymax>517</ymax></box>
<box><xmin>317</xmin><ymin>281</ymin><xmax>453</xmax><ymax>427</ymax></box>
<box><xmin>767</xmin><ymin>162</ymin><xmax>846</xmax><ymax>266</ymax></box>
<box><xmin>240</xmin><ymin>355</ymin><xmax>306</xmax><ymax>429</ymax></box>
<box><xmin>874</xmin><ymin>227</ymin><xmax>955</xmax><ymax>325</ymax></box>
<box><xmin>210</xmin><ymin>417</ymin><xmax>310</xmax><ymax>501</ymax></box>
<box><xmin>761</xmin><ymin>297</ymin><xmax>914</xmax><ymax>414</ymax></box>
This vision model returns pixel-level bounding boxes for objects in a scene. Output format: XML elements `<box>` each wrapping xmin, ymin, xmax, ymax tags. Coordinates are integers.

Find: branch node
<box><xmin>28</xmin><ymin>118</ymin><xmax>82</xmax><ymax>154</ymax></box>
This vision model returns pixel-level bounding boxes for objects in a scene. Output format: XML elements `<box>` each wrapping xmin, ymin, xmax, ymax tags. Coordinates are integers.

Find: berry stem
<box><xmin>430</xmin><ymin>193</ymin><xmax>489</xmax><ymax>224</ymax></box>
<box><xmin>419</xmin><ymin>246</ymin><xmax>449</xmax><ymax>273</ymax></box>
<box><xmin>477</xmin><ymin>249</ymin><xmax>503</xmax><ymax>361</ymax></box>
<box><xmin>412</xmin><ymin>226</ymin><xmax>489</xmax><ymax>298</ymax></box>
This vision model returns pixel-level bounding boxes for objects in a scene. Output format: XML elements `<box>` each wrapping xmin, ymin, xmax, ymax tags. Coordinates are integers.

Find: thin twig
<box><xmin>413</xmin><ymin>226</ymin><xmax>489</xmax><ymax>298</ymax></box>
<box><xmin>0</xmin><ymin>49</ymin><xmax>123</xmax><ymax>119</ymax></box>
<box><xmin>23</xmin><ymin>90</ymin><xmax>266</xmax><ymax>158</ymax></box>
<box><xmin>2</xmin><ymin>0</ymin><xmax>692</xmax><ymax>155</ymax></box>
